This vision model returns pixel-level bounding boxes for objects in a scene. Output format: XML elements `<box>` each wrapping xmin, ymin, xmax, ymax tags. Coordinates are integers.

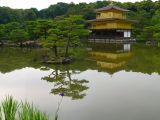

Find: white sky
<box><xmin>0</xmin><ymin>0</ymin><xmax>156</xmax><ymax>10</ymax></box>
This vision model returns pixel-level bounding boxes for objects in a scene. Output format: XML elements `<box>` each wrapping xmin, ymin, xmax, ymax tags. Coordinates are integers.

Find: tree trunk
<box><xmin>20</xmin><ymin>41</ymin><xmax>23</xmax><ymax>48</ymax></box>
<box><xmin>44</xmin><ymin>29</ymin><xmax>47</xmax><ymax>40</ymax></box>
<box><xmin>53</xmin><ymin>45</ymin><xmax>58</xmax><ymax>57</ymax></box>
<box><xmin>66</xmin><ymin>68</ymin><xmax>72</xmax><ymax>89</ymax></box>
<box><xmin>65</xmin><ymin>37</ymin><xmax>70</xmax><ymax>57</ymax></box>
<box><xmin>0</xmin><ymin>41</ymin><xmax>4</xmax><ymax>47</ymax></box>
<box><xmin>55</xmin><ymin>66</ymin><xmax>58</xmax><ymax>79</ymax></box>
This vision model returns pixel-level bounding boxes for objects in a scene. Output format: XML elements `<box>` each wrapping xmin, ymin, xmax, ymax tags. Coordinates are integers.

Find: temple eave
<box><xmin>87</xmin><ymin>19</ymin><xmax>136</xmax><ymax>23</ymax></box>
<box><xmin>90</xmin><ymin>28</ymin><xmax>133</xmax><ymax>30</ymax></box>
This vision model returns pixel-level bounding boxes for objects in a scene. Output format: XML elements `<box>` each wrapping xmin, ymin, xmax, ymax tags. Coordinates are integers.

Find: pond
<box><xmin>0</xmin><ymin>44</ymin><xmax>160</xmax><ymax>120</ymax></box>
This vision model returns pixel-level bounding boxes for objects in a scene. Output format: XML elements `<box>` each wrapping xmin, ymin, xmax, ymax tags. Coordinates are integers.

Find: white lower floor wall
<box><xmin>124</xmin><ymin>30</ymin><xmax>131</xmax><ymax>38</ymax></box>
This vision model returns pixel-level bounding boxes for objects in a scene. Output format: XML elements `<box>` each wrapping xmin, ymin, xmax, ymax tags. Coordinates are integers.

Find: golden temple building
<box><xmin>88</xmin><ymin>5</ymin><xmax>136</xmax><ymax>43</ymax></box>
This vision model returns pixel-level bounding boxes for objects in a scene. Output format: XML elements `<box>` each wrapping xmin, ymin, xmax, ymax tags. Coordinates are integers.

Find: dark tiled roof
<box><xmin>87</xmin><ymin>18</ymin><xmax>137</xmax><ymax>23</ymax></box>
<box><xmin>96</xmin><ymin>5</ymin><xmax>129</xmax><ymax>12</ymax></box>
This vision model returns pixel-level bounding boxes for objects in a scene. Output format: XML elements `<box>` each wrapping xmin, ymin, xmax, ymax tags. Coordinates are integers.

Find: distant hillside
<box><xmin>0</xmin><ymin>0</ymin><xmax>159</xmax><ymax>24</ymax></box>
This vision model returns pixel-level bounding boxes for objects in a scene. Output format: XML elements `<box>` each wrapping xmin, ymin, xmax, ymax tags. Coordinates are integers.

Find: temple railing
<box><xmin>88</xmin><ymin>37</ymin><xmax>136</xmax><ymax>44</ymax></box>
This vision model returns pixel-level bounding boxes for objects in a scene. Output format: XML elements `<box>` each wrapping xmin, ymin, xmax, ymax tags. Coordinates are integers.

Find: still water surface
<box><xmin>0</xmin><ymin>44</ymin><xmax>160</xmax><ymax>120</ymax></box>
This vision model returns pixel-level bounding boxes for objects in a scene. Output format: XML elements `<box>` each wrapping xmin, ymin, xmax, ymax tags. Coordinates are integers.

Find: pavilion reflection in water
<box><xmin>88</xmin><ymin>44</ymin><xmax>132</xmax><ymax>74</ymax></box>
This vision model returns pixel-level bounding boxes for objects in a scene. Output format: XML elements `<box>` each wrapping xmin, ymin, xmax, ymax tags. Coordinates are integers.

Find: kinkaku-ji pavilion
<box><xmin>88</xmin><ymin>4</ymin><xmax>136</xmax><ymax>43</ymax></box>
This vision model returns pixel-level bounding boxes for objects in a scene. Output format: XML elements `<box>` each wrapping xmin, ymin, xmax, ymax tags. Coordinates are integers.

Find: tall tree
<box><xmin>41</xmin><ymin>28</ymin><xmax>65</xmax><ymax>57</ymax></box>
<box><xmin>55</xmin><ymin>15</ymin><xmax>89</xmax><ymax>57</ymax></box>
<box><xmin>36</xmin><ymin>19</ymin><xmax>52</xmax><ymax>40</ymax></box>
<box><xmin>9</xmin><ymin>29</ymin><xmax>29</xmax><ymax>47</ymax></box>
<box><xmin>26</xmin><ymin>21</ymin><xmax>40</xmax><ymax>41</ymax></box>
<box><xmin>23</xmin><ymin>8</ymin><xmax>38</xmax><ymax>21</ymax></box>
<box><xmin>0</xmin><ymin>24</ymin><xmax>6</xmax><ymax>45</ymax></box>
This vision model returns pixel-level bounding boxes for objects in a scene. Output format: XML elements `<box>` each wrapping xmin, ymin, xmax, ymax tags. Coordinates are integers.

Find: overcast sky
<box><xmin>0</xmin><ymin>0</ymin><xmax>156</xmax><ymax>10</ymax></box>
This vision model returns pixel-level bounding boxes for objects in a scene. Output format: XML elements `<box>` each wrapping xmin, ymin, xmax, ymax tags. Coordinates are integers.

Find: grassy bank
<box><xmin>0</xmin><ymin>96</ymin><xmax>51</xmax><ymax>120</ymax></box>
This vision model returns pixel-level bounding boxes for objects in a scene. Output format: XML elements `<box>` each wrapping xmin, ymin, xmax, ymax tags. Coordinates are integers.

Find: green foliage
<box><xmin>0</xmin><ymin>96</ymin><xmax>49</xmax><ymax>120</ymax></box>
<box><xmin>0</xmin><ymin>24</ymin><xmax>6</xmax><ymax>43</ymax></box>
<box><xmin>36</xmin><ymin>19</ymin><xmax>52</xmax><ymax>40</ymax></box>
<box><xmin>23</xmin><ymin>8</ymin><xmax>39</xmax><ymax>21</ymax></box>
<box><xmin>42</xmin><ymin>28</ymin><xmax>65</xmax><ymax>47</ymax></box>
<box><xmin>26</xmin><ymin>21</ymin><xmax>40</xmax><ymax>40</ymax></box>
<box><xmin>54</xmin><ymin>113</ymin><xmax>58</xmax><ymax>120</ymax></box>
<box><xmin>19</xmin><ymin>102</ymin><xmax>48</xmax><ymax>120</ymax></box>
<box><xmin>2</xmin><ymin>96</ymin><xmax>19</xmax><ymax>120</ymax></box>
<box><xmin>0</xmin><ymin>0</ymin><xmax>156</xmax><ymax>23</ymax></box>
<box><xmin>9</xmin><ymin>29</ymin><xmax>29</xmax><ymax>44</ymax></box>
<box><xmin>137</xmin><ymin>24</ymin><xmax>160</xmax><ymax>42</ymax></box>
<box><xmin>151</xmin><ymin>10</ymin><xmax>160</xmax><ymax>25</ymax></box>
<box><xmin>41</xmin><ymin>15</ymin><xmax>89</xmax><ymax>57</ymax></box>
<box><xmin>60</xmin><ymin>15</ymin><xmax>89</xmax><ymax>57</ymax></box>
<box><xmin>0</xmin><ymin>0</ymin><xmax>157</xmax><ymax>24</ymax></box>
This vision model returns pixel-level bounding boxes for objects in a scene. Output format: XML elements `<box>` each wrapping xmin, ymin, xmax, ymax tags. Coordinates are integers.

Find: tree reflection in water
<box><xmin>41</xmin><ymin>65</ymin><xmax>89</xmax><ymax>100</ymax></box>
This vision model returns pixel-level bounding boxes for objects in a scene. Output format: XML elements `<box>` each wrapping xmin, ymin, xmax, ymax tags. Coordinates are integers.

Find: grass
<box><xmin>2</xmin><ymin>96</ymin><xmax>18</xmax><ymax>120</ymax></box>
<box><xmin>19</xmin><ymin>102</ymin><xmax>48</xmax><ymax>120</ymax></box>
<box><xmin>0</xmin><ymin>96</ymin><xmax>51</xmax><ymax>120</ymax></box>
